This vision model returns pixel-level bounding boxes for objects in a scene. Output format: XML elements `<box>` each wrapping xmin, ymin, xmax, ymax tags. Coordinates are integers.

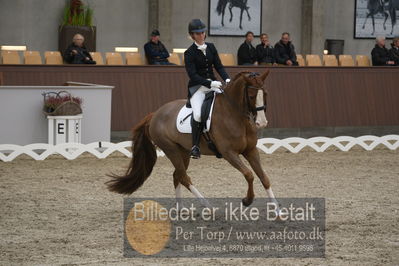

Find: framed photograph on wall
<box><xmin>354</xmin><ymin>0</ymin><xmax>399</xmax><ymax>38</ymax></box>
<box><xmin>208</xmin><ymin>0</ymin><xmax>262</xmax><ymax>36</ymax></box>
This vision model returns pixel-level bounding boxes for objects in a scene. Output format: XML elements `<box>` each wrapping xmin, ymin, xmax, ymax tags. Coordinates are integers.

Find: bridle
<box><xmin>221</xmin><ymin>72</ymin><xmax>267</xmax><ymax>121</ymax></box>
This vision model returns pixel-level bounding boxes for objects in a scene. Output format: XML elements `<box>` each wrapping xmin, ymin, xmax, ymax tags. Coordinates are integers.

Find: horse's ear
<box><xmin>260</xmin><ymin>69</ymin><xmax>270</xmax><ymax>81</ymax></box>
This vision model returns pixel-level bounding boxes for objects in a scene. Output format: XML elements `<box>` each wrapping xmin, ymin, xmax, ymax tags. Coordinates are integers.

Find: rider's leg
<box><xmin>190</xmin><ymin>87</ymin><xmax>207</xmax><ymax>159</ymax></box>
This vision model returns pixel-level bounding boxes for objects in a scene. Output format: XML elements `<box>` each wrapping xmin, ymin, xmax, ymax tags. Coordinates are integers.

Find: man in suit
<box><xmin>371</xmin><ymin>36</ymin><xmax>396</xmax><ymax>66</ymax></box>
<box><xmin>144</xmin><ymin>30</ymin><xmax>174</xmax><ymax>65</ymax></box>
<box><xmin>274</xmin><ymin>32</ymin><xmax>298</xmax><ymax>66</ymax></box>
<box><xmin>64</xmin><ymin>34</ymin><xmax>95</xmax><ymax>64</ymax></box>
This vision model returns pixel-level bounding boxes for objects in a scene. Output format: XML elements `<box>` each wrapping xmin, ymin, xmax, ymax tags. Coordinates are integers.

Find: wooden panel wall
<box><xmin>1</xmin><ymin>65</ymin><xmax>398</xmax><ymax>131</ymax></box>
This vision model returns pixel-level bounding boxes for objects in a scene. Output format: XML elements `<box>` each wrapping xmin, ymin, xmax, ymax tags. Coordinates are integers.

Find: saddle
<box><xmin>176</xmin><ymin>92</ymin><xmax>222</xmax><ymax>158</ymax></box>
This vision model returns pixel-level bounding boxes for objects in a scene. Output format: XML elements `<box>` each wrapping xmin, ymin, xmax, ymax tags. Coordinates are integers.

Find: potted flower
<box><xmin>43</xmin><ymin>91</ymin><xmax>83</xmax><ymax>116</ymax></box>
<box><xmin>58</xmin><ymin>0</ymin><xmax>96</xmax><ymax>57</ymax></box>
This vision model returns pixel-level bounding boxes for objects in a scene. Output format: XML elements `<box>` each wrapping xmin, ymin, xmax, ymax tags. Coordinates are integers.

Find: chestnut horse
<box><xmin>106</xmin><ymin>70</ymin><xmax>279</xmax><ymax>208</ymax></box>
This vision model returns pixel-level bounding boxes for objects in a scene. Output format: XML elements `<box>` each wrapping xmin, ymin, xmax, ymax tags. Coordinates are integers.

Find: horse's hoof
<box><xmin>242</xmin><ymin>197</ymin><xmax>253</xmax><ymax>206</ymax></box>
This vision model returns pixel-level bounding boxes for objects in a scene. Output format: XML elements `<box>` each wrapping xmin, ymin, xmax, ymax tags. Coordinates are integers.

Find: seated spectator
<box><xmin>371</xmin><ymin>36</ymin><xmax>395</xmax><ymax>66</ymax></box>
<box><xmin>256</xmin><ymin>33</ymin><xmax>276</xmax><ymax>65</ymax></box>
<box><xmin>64</xmin><ymin>34</ymin><xmax>95</xmax><ymax>64</ymax></box>
<box><xmin>237</xmin><ymin>31</ymin><xmax>257</xmax><ymax>65</ymax></box>
<box><xmin>274</xmin><ymin>32</ymin><xmax>298</xmax><ymax>66</ymax></box>
<box><xmin>389</xmin><ymin>36</ymin><xmax>399</xmax><ymax>66</ymax></box>
<box><xmin>144</xmin><ymin>30</ymin><xmax>174</xmax><ymax>65</ymax></box>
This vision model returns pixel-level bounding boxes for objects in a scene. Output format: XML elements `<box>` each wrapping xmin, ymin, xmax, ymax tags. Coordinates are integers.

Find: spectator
<box><xmin>237</xmin><ymin>31</ymin><xmax>257</xmax><ymax>65</ymax></box>
<box><xmin>144</xmin><ymin>30</ymin><xmax>174</xmax><ymax>65</ymax></box>
<box><xmin>64</xmin><ymin>34</ymin><xmax>95</xmax><ymax>64</ymax></box>
<box><xmin>389</xmin><ymin>36</ymin><xmax>399</xmax><ymax>66</ymax></box>
<box><xmin>256</xmin><ymin>33</ymin><xmax>275</xmax><ymax>65</ymax></box>
<box><xmin>371</xmin><ymin>36</ymin><xmax>395</xmax><ymax>66</ymax></box>
<box><xmin>274</xmin><ymin>32</ymin><xmax>298</xmax><ymax>66</ymax></box>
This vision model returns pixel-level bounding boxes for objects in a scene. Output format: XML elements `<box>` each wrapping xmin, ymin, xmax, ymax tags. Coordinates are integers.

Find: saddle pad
<box><xmin>176</xmin><ymin>94</ymin><xmax>217</xmax><ymax>134</ymax></box>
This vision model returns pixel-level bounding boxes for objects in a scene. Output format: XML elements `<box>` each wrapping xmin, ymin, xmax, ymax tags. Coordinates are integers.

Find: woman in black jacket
<box><xmin>184</xmin><ymin>19</ymin><xmax>230</xmax><ymax>159</ymax></box>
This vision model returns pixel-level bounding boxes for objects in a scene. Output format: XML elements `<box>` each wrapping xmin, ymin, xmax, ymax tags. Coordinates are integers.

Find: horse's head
<box><xmin>225</xmin><ymin>70</ymin><xmax>270</xmax><ymax>117</ymax></box>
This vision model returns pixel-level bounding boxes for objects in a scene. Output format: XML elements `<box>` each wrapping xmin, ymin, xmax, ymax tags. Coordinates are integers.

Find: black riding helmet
<box><xmin>188</xmin><ymin>19</ymin><xmax>207</xmax><ymax>33</ymax></box>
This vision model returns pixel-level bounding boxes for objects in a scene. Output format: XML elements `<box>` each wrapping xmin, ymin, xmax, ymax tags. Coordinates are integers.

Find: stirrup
<box><xmin>190</xmin><ymin>145</ymin><xmax>201</xmax><ymax>159</ymax></box>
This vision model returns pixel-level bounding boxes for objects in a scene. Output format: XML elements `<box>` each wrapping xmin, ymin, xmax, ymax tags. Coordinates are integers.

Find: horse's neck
<box><xmin>221</xmin><ymin>77</ymin><xmax>249</xmax><ymax>117</ymax></box>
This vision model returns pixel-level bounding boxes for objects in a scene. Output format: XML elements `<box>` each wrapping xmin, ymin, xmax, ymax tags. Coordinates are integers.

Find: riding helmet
<box><xmin>188</xmin><ymin>19</ymin><xmax>207</xmax><ymax>33</ymax></box>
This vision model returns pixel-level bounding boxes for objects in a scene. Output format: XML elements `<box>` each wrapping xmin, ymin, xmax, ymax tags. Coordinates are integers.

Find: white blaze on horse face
<box><xmin>255</xmin><ymin>90</ymin><xmax>268</xmax><ymax>129</ymax></box>
<box><xmin>189</xmin><ymin>185</ymin><xmax>212</xmax><ymax>208</ymax></box>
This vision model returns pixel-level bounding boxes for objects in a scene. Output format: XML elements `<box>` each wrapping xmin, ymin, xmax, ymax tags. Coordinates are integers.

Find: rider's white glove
<box><xmin>211</xmin><ymin>88</ymin><xmax>223</xmax><ymax>94</ymax></box>
<box><xmin>210</xmin><ymin>81</ymin><xmax>222</xmax><ymax>88</ymax></box>
<box><xmin>225</xmin><ymin>79</ymin><xmax>231</xmax><ymax>84</ymax></box>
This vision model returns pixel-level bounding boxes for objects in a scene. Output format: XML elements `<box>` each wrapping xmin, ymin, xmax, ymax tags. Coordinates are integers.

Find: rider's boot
<box><xmin>190</xmin><ymin>120</ymin><xmax>203</xmax><ymax>159</ymax></box>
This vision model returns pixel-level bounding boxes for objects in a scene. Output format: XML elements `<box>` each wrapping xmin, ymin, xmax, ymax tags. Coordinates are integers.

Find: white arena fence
<box><xmin>0</xmin><ymin>135</ymin><xmax>398</xmax><ymax>162</ymax></box>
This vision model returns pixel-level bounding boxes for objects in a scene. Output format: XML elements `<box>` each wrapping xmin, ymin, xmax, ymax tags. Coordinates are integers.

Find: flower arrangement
<box><xmin>61</xmin><ymin>0</ymin><xmax>94</xmax><ymax>27</ymax></box>
<box><xmin>43</xmin><ymin>91</ymin><xmax>83</xmax><ymax>116</ymax></box>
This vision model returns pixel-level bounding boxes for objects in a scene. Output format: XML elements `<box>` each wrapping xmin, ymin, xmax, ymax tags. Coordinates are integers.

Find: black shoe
<box><xmin>190</xmin><ymin>145</ymin><xmax>201</xmax><ymax>159</ymax></box>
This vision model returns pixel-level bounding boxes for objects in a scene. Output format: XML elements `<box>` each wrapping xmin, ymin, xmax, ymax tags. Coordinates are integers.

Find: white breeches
<box><xmin>190</xmin><ymin>86</ymin><xmax>211</xmax><ymax>122</ymax></box>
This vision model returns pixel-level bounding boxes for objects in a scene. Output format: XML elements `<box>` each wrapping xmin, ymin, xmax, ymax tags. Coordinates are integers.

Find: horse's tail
<box><xmin>216</xmin><ymin>0</ymin><xmax>228</xmax><ymax>15</ymax></box>
<box><xmin>106</xmin><ymin>113</ymin><xmax>157</xmax><ymax>194</ymax></box>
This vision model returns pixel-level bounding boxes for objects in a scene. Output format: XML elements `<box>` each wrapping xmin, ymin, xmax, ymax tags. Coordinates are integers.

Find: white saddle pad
<box><xmin>176</xmin><ymin>95</ymin><xmax>217</xmax><ymax>134</ymax></box>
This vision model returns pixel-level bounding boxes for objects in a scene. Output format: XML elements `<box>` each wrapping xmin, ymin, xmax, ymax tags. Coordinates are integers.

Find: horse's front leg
<box><xmin>239</xmin><ymin>8</ymin><xmax>244</xmax><ymax>29</ymax></box>
<box><xmin>362</xmin><ymin>13</ymin><xmax>371</xmax><ymax>29</ymax></box>
<box><xmin>223</xmin><ymin>152</ymin><xmax>255</xmax><ymax>206</ymax></box>
<box><xmin>243</xmin><ymin>148</ymin><xmax>280</xmax><ymax>211</ymax></box>
<box><xmin>246</xmin><ymin>7</ymin><xmax>251</xmax><ymax>21</ymax></box>
<box><xmin>221</xmin><ymin>9</ymin><xmax>225</xmax><ymax>26</ymax></box>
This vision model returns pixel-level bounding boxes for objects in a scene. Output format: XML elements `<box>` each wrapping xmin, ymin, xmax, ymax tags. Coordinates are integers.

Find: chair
<box><xmin>168</xmin><ymin>53</ymin><xmax>181</xmax><ymax>65</ymax></box>
<box><xmin>306</xmin><ymin>54</ymin><xmax>322</xmax><ymax>66</ymax></box>
<box><xmin>323</xmin><ymin>55</ymin><xmax>338</xmax><ymax>66</ymax></box>
<box><xmin>44</xmin><ymin>51</ymin><xmax>63</xmax><ymax>64</ymax></box>
<box><xmin>339</xmin><ymin>55</ymin><xmax>355</xmax><ymax>66</ymax></box>
<box><xmin>219</xmin><ymin>53</ymin><xmax>235</xmax><ymax>66</ymax></box>
<box><xmin>296</xmin><ymin>54</ymin><xmax>305</xmax><ymax>66</ymax></box>
<box><xmin>1</xmin><ymin>50</ymin><xmax>21</xmax><ymax>64</ymax></box>
<box><xmin>89</xmin><ymin>52</ymin><xmax>104</xmax><ymax>65</ymax></box>
<box><xmin>125</xmin><ymin>52</ymin><xmax>144</xmax><ymax>65</ymax></box>
<box><xmin>106</xmin><ymin>52</ymin><xmax>123</xmax><ymax>65</ymax></box>
<box><xmin>356</xmin><ymin>55</ymin><xmax>371</xmax><ymax>66</ymax></box>
<box><xmin>24</xmin><ymin>51</ymin><xmax>42</xmax><ymax>64</ymax></box>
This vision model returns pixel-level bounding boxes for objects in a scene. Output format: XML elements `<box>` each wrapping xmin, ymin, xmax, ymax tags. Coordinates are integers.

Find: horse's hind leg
<box><xmin>242</xmin><ymin>148</ymin><xmax>280</xmax><ymax>209</ymax></box>
<box><xmin>223</xmin><ymin>152</ymin><xmax>255</xmax><ymax>206</ymax></box>
<box><xmin>165</xmin><ymin>144</ymin><xmax>211</xmax><ymax>207</ymax></box>
<box><xmin>229</xmin><ymin>6</ymin><xmax>233</xmax><ymax>22</ymax></box>
<box><xmin>372</xmin><ymin>15</ymin><xmax>376</xmax><ymax>34</ymax></box>
<box><xmin>383</xmin><ymin>12</ymin><xmax>389</xmax><ymax>30</ymax></box>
